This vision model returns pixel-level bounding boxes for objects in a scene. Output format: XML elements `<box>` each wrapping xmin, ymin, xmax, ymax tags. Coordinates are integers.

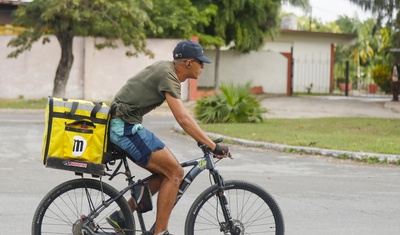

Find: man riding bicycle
<box><xmin>106</xmin><ymin>40</ymin><xmax>231</xmax><ymax>235</ymax></box>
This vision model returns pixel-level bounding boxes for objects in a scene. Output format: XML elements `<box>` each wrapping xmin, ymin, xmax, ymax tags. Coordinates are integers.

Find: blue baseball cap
<box><xmin>173</xmin><ymin>40</ymin><xmax>212</xmax><ymax>64</ymax></box>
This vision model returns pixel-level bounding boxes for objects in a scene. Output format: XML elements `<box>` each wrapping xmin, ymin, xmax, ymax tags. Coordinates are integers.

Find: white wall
<box><xmin>82</xmin><ymin>38</ymin><xmax>182</xmax><ymax>101</ymax></box>
<box><xmin>265</xmin><ymin>38</ymin><xmax>332</xmax><ymax>93</ymax></box>
<box><xmin>1</xmin><ymin>35</ymin><xmax>84</xmax><ymax>99</ymax></box>
<box><xmin>1</xmin><ymin>35</ymin><xmax>291</xmax><ymax>101</ymax></box>
<box><xmin>263</xmin><ymin>41</ymin><xmax>292</xmax><ymax>53</ymax></box>
<box><xmin>2</xmin><ymin>33</ymin><xmax>337</xmax><ymax>100</ymax></box>
<box><xmin>0</xmin><ymin>35</ymin><xmax>184</xmax><ymax>101</ymax></box>
<box><xmin>201</xmin><ymin>50</ymin><xmax>288</xmax><ymax>94</ymax></box>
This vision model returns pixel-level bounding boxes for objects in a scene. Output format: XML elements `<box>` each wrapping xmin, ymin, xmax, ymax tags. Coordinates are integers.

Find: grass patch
<box><xmin>0</xmin><ymin>98</ymin><xmax>110</xmax><ymax>109</ymax></box>
<box><xmin>0</xmin><ymin>98</ymin><xmax>47</xmax><ymax>109</ymax></box>
<box><xmin>199</xmin><ymin>117</ymin><xmax>400</xmax><ymax>155</ymax></box>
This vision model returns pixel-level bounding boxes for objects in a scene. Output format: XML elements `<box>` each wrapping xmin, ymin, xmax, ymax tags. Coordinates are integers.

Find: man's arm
<box><xmin>165</xmin><ymin>92</ymin><xmax>217</xmax><ymax>151</ymax></box>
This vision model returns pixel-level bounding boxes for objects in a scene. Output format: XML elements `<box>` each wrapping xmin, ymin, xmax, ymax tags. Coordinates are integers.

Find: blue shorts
<box><xmin>109</xmin><ymin>118</ymin><xmax>165</xmax><ymax>166</ymax></box>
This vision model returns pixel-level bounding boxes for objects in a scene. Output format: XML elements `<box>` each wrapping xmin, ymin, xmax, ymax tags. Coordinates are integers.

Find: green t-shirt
<box><xmin>111</xmin><ymin>60</ymin><xmax>181</xmax><ymax>124</ymax></box>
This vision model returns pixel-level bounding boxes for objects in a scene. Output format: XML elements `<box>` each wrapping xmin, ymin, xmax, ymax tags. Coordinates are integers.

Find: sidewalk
<box><xmin>261</xmin><ymin>95</ymin><xmax>400</xmax><ymax>119</ymax></box>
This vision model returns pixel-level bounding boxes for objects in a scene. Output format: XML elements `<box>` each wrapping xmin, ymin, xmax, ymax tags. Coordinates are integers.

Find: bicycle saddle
<box><xmin>102</xmin><ymin>143</ymin><xmax>128</xmax><ymax>164</ymax></box>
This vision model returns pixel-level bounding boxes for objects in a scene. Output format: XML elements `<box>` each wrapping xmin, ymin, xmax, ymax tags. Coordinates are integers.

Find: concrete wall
<box><xmin>1</xmin><ymin>35</ymin><xmax>84</xmax><ymax>99</ymax></box>
<box><xmin>0</xmin><ymin>35</ymin><xmax>185</xmax><ymax>101</ymax></box>
<box><xmin>82</xmin><ymin>38</ymin><xmax>183</xmax><ymax>101</ymax></box>
<box><xmin>1</xmin><ymin>29</ymin><xmax>355</xmax><ymax>100</ymax></box>
<box><xmin>264</xmin><ymin>38</ymin><xmax>332</xmax><ymax>93</ymax></box>
<box><xmin>201</xmin><ymin>50</ymin><xmax>288</xmax><ymax>94</ymax></box>
<box><xmin>1</xmin><ymin>33</ymin><xmax>336</xmax><ymax>100</ymax></box>
<box><xmin>2</xmin><ymin>34</ymin><xmax>289</xmax><ymax>101</ymax></box>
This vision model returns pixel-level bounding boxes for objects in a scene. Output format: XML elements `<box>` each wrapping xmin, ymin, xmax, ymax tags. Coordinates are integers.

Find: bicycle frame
<box><xmin>144</xmin><ymin>150</ymin><xmax>230</xmax><ymax>233</ymax></box>
<box><xmin>80</xmin><ymin>145</ymin><xmax>235</xmax><ymax>234</ymax></box>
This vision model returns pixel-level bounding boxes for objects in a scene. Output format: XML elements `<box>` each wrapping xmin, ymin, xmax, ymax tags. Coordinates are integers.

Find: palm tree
<box><xmin>337</xmin><ymin>17</ymin><xmax>374</xmax><ymax>87</ymax></box>
<box><xmin>350</xmin><ymin>22</ymin><xmax>374</xmax><ymax>84</ymax></box>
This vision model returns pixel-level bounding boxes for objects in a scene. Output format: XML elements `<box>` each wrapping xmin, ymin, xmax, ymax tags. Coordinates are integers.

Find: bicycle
<box><xmin>32</xmin><ymin>139</ymin><xmax>285</xmax><ymax>235</ymax></box>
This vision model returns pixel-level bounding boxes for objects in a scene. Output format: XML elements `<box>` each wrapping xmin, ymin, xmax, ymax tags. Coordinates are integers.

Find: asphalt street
<box><xmin>1</xmin><ymin>112</ymin><xmax>400</xmax><ymax>234</ymax></box>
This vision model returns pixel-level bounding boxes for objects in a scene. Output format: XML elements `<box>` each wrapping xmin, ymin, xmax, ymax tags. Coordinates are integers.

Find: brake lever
<box><xmin>213</xmin><ymin>152</ymin><xmax>233</xmax><ymax>159</ymax></box>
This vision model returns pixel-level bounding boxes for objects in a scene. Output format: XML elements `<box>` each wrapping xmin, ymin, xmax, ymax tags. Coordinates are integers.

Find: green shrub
<box><xmin>194</xmin><ymin>82</ymin><xmax>267</xmax><ymax>123</ymax></box>
<box><xmin>372</xmin><ymin>64</ymin><xmax>392</xmax><ymax>93</ymax></box>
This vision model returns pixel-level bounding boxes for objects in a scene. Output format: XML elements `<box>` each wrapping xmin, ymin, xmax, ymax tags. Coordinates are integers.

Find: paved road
<box><xmin>1</xmin><ymin>113</ymin><xmax>400</xmax><ymax>234</ymax></box>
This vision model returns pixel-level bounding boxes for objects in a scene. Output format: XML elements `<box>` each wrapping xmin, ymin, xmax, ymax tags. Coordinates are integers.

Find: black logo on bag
<box><xmin>72</xmin><ymin>136</ymin><xmax>87</xmax><ymax>157</ymax></box>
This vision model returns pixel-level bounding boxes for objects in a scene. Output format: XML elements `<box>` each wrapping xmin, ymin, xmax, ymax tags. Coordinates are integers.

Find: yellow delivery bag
<box><xmin>42</xmin><ymin>97</ymin><xmax>110</xmax><ymax>172</ymax></box>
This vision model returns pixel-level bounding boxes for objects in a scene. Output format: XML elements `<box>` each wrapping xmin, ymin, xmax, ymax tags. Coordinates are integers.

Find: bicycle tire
<box><xmin>184</xmin><ymin>180</ymin><xmax>284</xmax><ymax>235</ymax></box>
<box><xmin>32</xmin><ymin>178</ymin><xmax>135</xmax><ymax>235</ymax></box>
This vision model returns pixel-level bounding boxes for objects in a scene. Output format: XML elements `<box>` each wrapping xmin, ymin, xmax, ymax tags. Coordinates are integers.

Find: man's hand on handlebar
<box><xmin>212</xmin><ymin>144</ymin><xmax>232</xmax><ymax>159</ymax></box>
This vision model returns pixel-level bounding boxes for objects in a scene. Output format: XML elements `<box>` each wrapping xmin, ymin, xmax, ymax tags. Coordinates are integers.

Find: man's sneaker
<box><xmin>151</xmin><ymin>230</ymin><xmax>173</xmax><ymax>235</ymax></box>
<box><xmin>159</xmin><ymin>231</ymin><xmax>173</xmax><ymax>235</ymax></box>
<box><xmin>106</xmin><ymin>210</ymin><xmax>126</xmax><ymax>234</ymax></box>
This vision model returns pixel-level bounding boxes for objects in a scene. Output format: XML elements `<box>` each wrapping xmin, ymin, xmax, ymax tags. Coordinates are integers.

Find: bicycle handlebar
<box><xmin>197</xmin><ymin>138</ymin><xmax>233</xmax><ymax>159</ymax></box>
<box><xmin>197</xmin><ymin>138</ymin><xmax>223</xmax><ymax>152</ymax></box>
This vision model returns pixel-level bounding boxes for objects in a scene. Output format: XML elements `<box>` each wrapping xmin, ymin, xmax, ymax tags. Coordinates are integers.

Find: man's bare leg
<box><xmin>143</xmin><ymin>147</ymin><xmax>184</xmax><ymax>234</ymax></box>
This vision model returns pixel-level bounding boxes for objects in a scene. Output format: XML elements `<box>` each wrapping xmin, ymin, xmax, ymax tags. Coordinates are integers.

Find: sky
<box><xmin>283</xmin><ymin>0</ymin><xmax>374</xmax><ymax>23</ymax></box>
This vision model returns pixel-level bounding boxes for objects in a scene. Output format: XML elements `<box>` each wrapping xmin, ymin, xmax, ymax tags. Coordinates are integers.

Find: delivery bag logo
<box><xmin>72</xmin><ymin>136</ymin><xmax>87</xmax><ymax>157</ymax></box>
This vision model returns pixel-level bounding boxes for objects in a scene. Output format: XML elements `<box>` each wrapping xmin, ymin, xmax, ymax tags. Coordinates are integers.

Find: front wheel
<box><xmin>185</xmin><ymin>180</ymin><xmax>284</xmax><ymax>235</ymax></box>
<box><xmin>32</xmin><ymin>178</ymin><xmax>135</xmax><ymax>235</ymax></box>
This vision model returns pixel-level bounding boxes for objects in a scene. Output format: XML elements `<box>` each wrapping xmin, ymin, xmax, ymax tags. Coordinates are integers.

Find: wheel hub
<box><xmin>72</xmin><ymin>218</ymin><xmax>95</xmax><ymax>235</ymax></box>
<box><xmin>72</xmin><ymin>220</ymin><xmax>84</xmax><ymax>235</ymax></box>
<box><xmin>231</xmin><ymin>219</ymin><xmax>244</xmax><ymax>235</ymax></box>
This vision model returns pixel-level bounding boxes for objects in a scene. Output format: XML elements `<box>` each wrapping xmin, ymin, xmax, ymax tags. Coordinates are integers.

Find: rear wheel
<box><xmin>185</xmin><ymin>180</ymin><xmax>284</xmax><ymax>235</ymax></box>
<box><xmin>32</xmin><ymin>178</ymin><xmax>135</xmax><ymax>235</ymax></box>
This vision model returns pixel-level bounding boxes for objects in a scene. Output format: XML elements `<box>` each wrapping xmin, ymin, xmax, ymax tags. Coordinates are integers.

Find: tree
<box><xmin>348</xmin><ymin>0</ymin><xmax>400</xmax><ymax>47</ymax></box>
<box><xmin>191</xmin><ymin>0</ymin><xmax>278</xmax><ymax>90</ymax></box>
<box><xmin>189</xmin><ymin>0</ymin><xmax>311</xmax><ymax>90</ymax></box>
<box><xmin>348</xmin><ymin>0</ymin><xmax>398</xmax><ymax>26</ymax></box>
<box><xmin>282</xmin><ymin>0</ymin><xmax>310</xmax><ymax>10</ymax></box>
<box><xmin>145</xmin><ymin>0</ymin><xmax>217</xmax><ymax>39</ymax></box>
<box><xmin>349</xmin><ymin>19</ymin><xmax>375</xmax><ymax>82</ymax></box>
<box><xmin>296</xmin><ymin>15</ymin><xmax>341</xmax><ymax>33</ymax></box>
<box><xmin>7</xmin><ymin>0</ymin><xmax>156</xmax><ymax>97</ymax></box>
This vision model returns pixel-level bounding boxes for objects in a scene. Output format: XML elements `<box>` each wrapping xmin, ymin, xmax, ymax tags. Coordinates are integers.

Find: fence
<box><xmin>292</xmin><ymin>57</ymin><xmax>392</xmax><ymax>98</ymax></box>
<box><xmin>292</xmin><ymin>55</ymin><xmax>331</xmax><ymax>94</ymax></box>
<box><xmin>334</xmin><ymin>61</ymin><xmax>392</xmax><ymax>98</ymax></box>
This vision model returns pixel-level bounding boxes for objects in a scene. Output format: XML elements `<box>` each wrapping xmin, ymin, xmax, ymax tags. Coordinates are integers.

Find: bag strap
<box><xmin>66</xmin><ymin>120</ymin><xmax>96</xmax><ymax>128</ymax></box>
<box><xmin>66</xmin><ymin>101</ymin><xmax>79</xmax><ymax>117</ymax></box>
<box><xmin>66</xmin><ymin>101</ymin><xmax>102</xmax><ymax>118</ymax></box>
<box><xmin>90</xmin><ymin>102</ymin><xmax>103</xmax><ymax>119</ymax></box>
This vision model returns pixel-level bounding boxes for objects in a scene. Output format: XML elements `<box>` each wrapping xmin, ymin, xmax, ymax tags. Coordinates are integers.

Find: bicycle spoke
<box><xmin>185</xmin><ymin>180</ymin><xmax>284</xmax><ymax>235</ymax></box>
<box><xmin>32</xmin><ymin>179</ymin><xmax>135</xmax><ymax>235</ymax></box>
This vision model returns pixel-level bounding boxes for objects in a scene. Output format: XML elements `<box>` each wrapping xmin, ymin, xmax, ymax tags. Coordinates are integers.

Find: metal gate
<box><xmin>334</xmin><ymin>61</ymin><xmax>392</xmax><ymax>98</ymax></box>
<box><xmin>292</xmin><ymin>57</ymin><xmax>392</xmax><ymax>98</ymax></box>
<box><xmin>292</xmin><ymin>55</ymin><xmax>331</xmax><ymax>94</ymax></box>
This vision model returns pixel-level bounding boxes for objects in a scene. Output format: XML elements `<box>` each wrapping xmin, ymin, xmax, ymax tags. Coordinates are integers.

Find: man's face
<box><xmin>186</xmin><ymin>59</ymin><xmax>205</xmax><ymax>79</ymax></box>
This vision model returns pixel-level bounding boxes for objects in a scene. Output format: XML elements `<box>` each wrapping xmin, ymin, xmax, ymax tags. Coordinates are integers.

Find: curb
<box><xmin>173</xmin><ymin>124</ymin><xmax>400</xmax><ymax>164</ymax></box>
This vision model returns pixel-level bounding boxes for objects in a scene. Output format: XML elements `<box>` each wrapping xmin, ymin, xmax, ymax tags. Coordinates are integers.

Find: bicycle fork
<box><xmin>211</xmin><ymin>170</ymin><xmax>241</xmax><ymax>235</ymax></box>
